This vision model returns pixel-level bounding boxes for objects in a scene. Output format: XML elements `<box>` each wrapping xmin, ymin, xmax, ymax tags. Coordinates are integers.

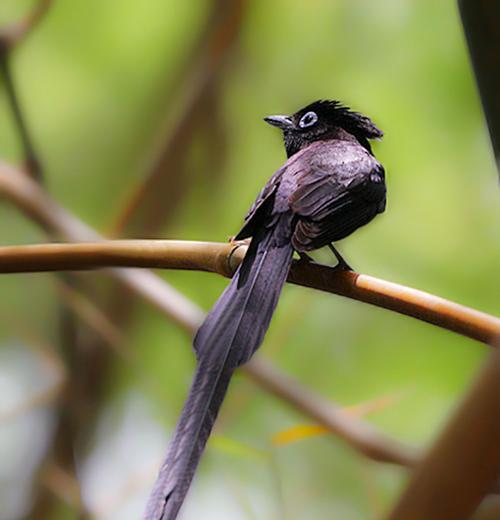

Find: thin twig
<box><xmin>0</xmin><ymin>0</ymin><xmax>53</xmax><ymax>50</ymax></box>
<box><xmin>0</xmin><ymin>159</ymin><xmax>415</xmax><ymax>467</ymax></box>
<box><xmin>389</xmin><ymin>344</ymin><xmax>500</xmax><ymax>519</ymax></box>
<box><xmin>0</xmin><ymin>0</ymin><xmax>52</xmax><ymax>178</ymax></box>
<box><xmin>55</xmin><ymin>281</ymin><xmax>134</xmax><ymax>361</ymax></box>
<box><xmin>0</xmin><ymin>239</ymin><xmax>497</xmax><ymax>345</ymax></box>
<box><xmin>0</xmin><ymin>56</ymin><xmax>42</xmax><ymax>177</ymax></box>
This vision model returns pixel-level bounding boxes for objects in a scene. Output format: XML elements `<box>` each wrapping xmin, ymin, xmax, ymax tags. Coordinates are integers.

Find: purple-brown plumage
<box><xmin>145</xmin><ymin>100</ymin><xmax>386</xmax><ymax>520</ymax></box>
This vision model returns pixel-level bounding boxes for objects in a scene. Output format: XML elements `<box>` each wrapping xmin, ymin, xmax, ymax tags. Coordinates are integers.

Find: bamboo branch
<box><xmin>0</xmin><ymin>159</ymin><xmax>416</xmax><ymax>468</ymax></box>
<box><xmin>388</xmin><ymin>344</ymin><xmax>500</xmax><ymax>519</ymax></box>
<box><xmin>0</xmin><ymin>239</ymin><xmax>498</xmax><ymax>345</ymax></box>
<box><xmin>0</xmin><ymin>160</ymin><xmax>204</xmax><ymax>329</ymax></box>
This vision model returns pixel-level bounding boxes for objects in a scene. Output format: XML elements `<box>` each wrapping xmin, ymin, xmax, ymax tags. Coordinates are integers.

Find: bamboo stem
<box><xmin>0</xmin><ymin>239</ymin><xmax>498</xmax><ymax>345</ymax></box>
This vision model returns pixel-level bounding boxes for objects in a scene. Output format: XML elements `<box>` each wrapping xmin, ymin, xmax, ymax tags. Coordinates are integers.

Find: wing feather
<box><xmin>235</xmin><ymin>140</ymin><xmax>385</xmax><ymax>251</ymax></box>
<box><xmin>289</xmin><ymin>149</ymin><xmax>385</xmax><ymax>251</ymax></box>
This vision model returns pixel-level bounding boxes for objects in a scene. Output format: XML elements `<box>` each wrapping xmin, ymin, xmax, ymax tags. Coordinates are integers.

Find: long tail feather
<box><xmin>144</xmin><ymin>214</ymin><xmax>294</xmax><ymax>519</ymax></box>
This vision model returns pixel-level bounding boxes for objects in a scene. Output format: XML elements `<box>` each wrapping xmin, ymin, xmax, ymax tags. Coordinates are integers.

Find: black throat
<box><xmin>284</xmin><ymin>127</ymin><xmax>373</xmax><ymax>158</ymax></box>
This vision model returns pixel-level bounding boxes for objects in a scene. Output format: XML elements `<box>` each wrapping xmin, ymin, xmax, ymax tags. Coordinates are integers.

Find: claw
<box><xmin>298</xmin><ymin>251</ymin><xmax>314</xmax><ymax>263</ymax></box>
<box><xmin>328</xmin><ymin>244</ymin><xmax>353</xmax><ymax>271</ymax></box>
<box><xmin>333</xmin><ymin>258</ymin><xmax>353</xmax><ymax>271</ymax></box>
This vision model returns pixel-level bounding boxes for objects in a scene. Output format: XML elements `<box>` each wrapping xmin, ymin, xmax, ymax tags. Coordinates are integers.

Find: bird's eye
<box><xmin>299</xmin><ymin>111</ymin><xmax>318</xmax><ymax>128</ymax></box>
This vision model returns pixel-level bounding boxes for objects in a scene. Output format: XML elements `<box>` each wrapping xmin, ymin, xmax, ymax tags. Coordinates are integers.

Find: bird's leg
<box><xmin>328</xmin><ymin>244</ymin><xmax>353</xmax><ymax>271</ymax></box>
<box><xmin>297</xmin><ymin>251</ymin><xmax>314</xmax><ymax>263</ymax></box>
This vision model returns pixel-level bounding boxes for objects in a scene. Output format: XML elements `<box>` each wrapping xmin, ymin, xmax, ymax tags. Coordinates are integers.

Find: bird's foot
<box><xmin>328</xmin><ymin>244</ymin><xmax>353</xmax><ymax>271</ymax></box>
<box><xmin>297</xmin><ymin>251</ymin><xmax>314</xmax><ymax>263</ymax></box>
<box><xmin>333</xmin><ymin>257</ymin><xmax>353</xmax><ymax>272</ymax></box>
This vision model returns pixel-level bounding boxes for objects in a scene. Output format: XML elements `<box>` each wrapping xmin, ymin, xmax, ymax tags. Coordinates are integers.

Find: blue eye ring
<box><xmin>299</xmin><ymin>111</ymin><xmax>318</xmax><ymax>128</ymax></box>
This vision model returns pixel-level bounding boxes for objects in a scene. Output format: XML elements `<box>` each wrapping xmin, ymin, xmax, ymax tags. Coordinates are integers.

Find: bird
<box><xmin>145</xmin><ymin>99</ymin><xmax>386</xmax><ymax>520</ymax></box>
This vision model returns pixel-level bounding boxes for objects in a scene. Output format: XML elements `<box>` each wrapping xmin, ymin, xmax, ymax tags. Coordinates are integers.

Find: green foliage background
<box><xmin>0</xmin><ymin>1</ymin><xmax>498</xmax><ymax>519</ymax></box>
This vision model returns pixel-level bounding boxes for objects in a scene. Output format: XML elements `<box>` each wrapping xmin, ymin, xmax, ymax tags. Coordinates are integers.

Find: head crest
<box><xmin>298</xmin><ymin>99</ymin><xmax>383</xmax><ymax>140</ymax></box>
<box><xmin>265</xmin><ymin>99</ymin><xmax>383</xmax><ymax>157</ymax></box>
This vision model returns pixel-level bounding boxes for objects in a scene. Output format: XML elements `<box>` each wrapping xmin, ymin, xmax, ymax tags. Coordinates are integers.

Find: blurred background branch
<box><xmin>0</xmin><ymin>0</ymin><xmax>51</xmax><ymax>178</ymax></box>
<box><xmin>389</xmin><ymin>343</ymin><xmax>500</xmax><ymax>519</ymax></box>
<box><xmin>111</xmin><ymin>0</ymin><xmax>247</xmax><ymax>237</ymax></box>
<box><xmin>0</xmin><ymin>0</ymin><xmax>52</xmax><ymax>50</ymax></box>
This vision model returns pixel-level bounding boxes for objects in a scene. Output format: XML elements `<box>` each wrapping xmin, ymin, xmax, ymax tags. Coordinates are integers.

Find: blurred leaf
<box><xmin>272</xmin><ymin>424</ymin><xmax>329</xmax><ymax>446</ymax></box>
<box><xmin>210</xmin><ymin>434</ymin><xmax>268</xmax><ymax>459</ymax></box>
<box><xmin>273</xmin><ymin>391</ymin><xmax>406</xmax><ymax>446</ymax></box>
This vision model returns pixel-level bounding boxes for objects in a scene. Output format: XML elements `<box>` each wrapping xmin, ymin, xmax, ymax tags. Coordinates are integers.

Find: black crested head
<box><xmin>264</xmin><ymin>99</ymin><xmax>383</xmax><ymax>158</ymax></box>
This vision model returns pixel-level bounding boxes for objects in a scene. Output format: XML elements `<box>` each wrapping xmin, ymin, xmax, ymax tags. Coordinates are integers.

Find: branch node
<box><xmin>224</xmin><ymin>241</ymin><xmax>248</xmax><ymax>277</ymax></box>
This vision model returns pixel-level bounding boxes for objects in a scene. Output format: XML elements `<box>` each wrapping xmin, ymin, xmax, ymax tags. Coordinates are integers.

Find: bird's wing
<box><xmin>289</xmin><ymin>148</ymin><xmax>385</xmax><ymax>250</ymax></box>
<box><xmin>234</xmin><ymin>166</ymin><xmax>285</xmax><ymax>240</ymax></box>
